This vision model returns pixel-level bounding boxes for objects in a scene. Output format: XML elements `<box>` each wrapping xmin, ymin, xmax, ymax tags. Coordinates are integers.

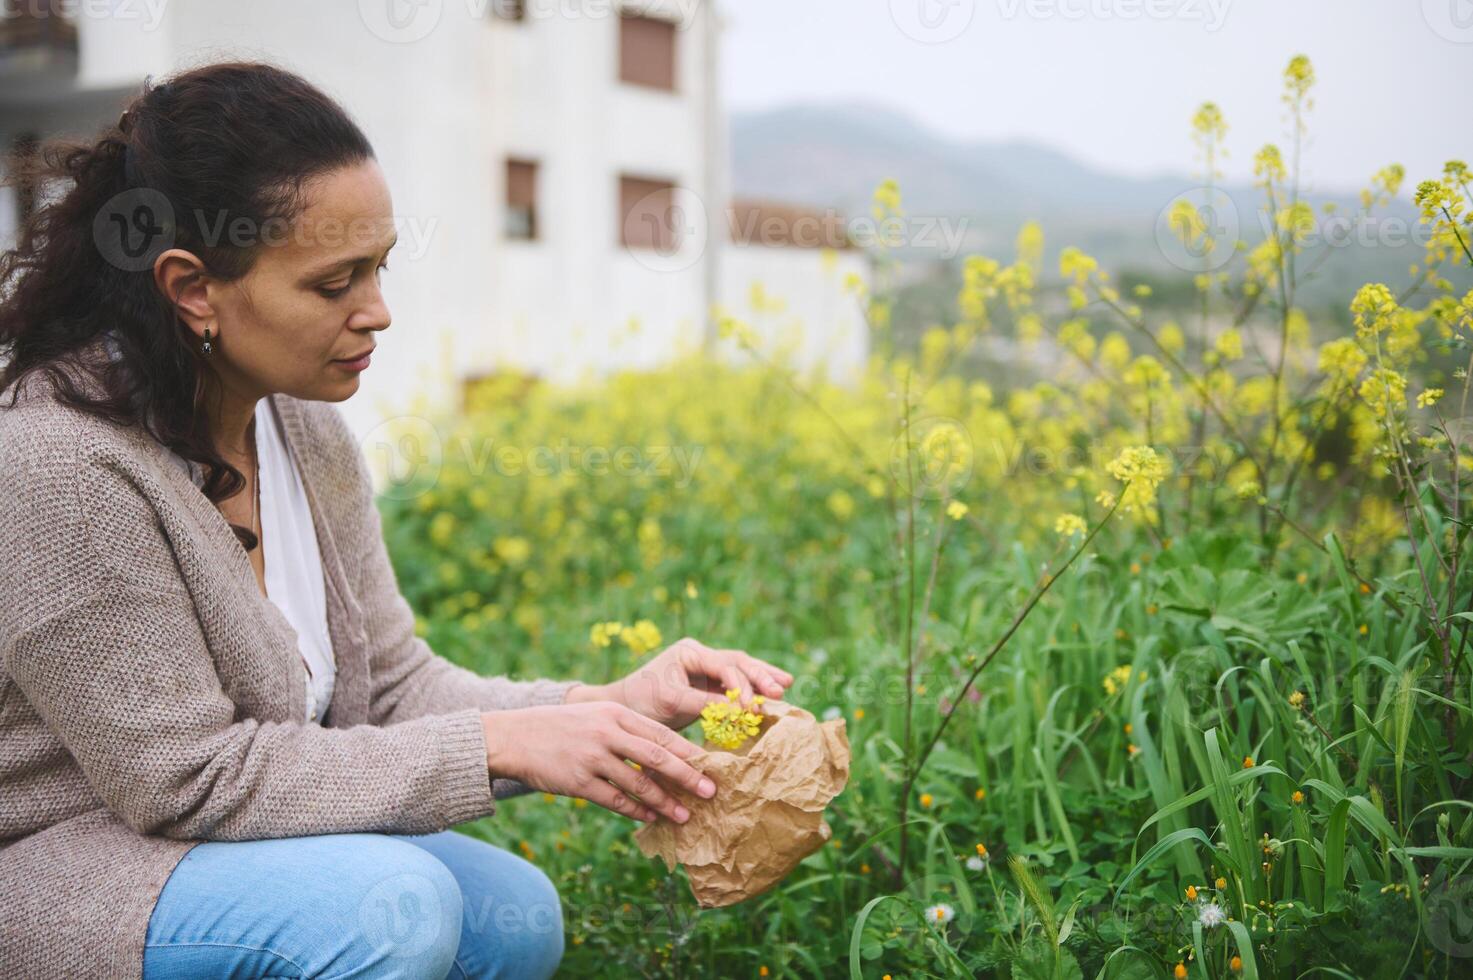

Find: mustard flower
<box><xmin>1214</xmin><ymin>328</ymin><xmax>1244</xmax><ymax>362</ymax></box>
<box><xmin>1054</xmin><ymin>513</ymin><xmax>1086</xmax><ymax>538</ymax></box>
<box><xmin>1102</xmin><ymin>665</ymin><xmax>1133</xmax><ymax>696</ymax></box>
<box><xmin>1059</xmin><ymin>246</ymin><xmax>1099</xmax><ymax>286</ymax></box>
<box><xmin>826</xmin><ymin>489</ymin><xmax>855</xmax><ymax>521</ymax></box>
<box><xmin>620</xmin><ymin>619</ymin><xmax>663</xmax><ymax>656</ymax></box>
<box><xmin>1254</xmin><ymin>145</ymin><xmax>1286</xmax><ymax>185</ymax></box>
<box><xmin>1283</xmin><ymin>55</ymin><xmax>1314</xmax><ymax>101</ymax></box>
<box><xmin>946</xmin><ymin>500</ymin><xmax>969</xmax><ymax>521</ymax></box>
<box><xmin>1351</xmin><ymin>283</ymin><xmax>1398</xmax><ymax>338</ymax></box>
<box><xmin>699</xmin><ymin>689</ymin><xmax>765</xmax><ymax>750</ymax></box>
<box><xmin>1192</xmin><ymin>101</ymin><xmax>1227</xmax><ymax>144</ymax></box>
<box><xmin>1417</xmin><ymin>387</ymin><xmax>1444</xmax><ymax>409</ymax></box>
<box><xmin>1358</xmin><ymin>368</ymin><xmax>1407</xmax><ymax>420</ymax></box>
<box><xmin>492</xmin><ymin>535</ymin><xmax>531</xmax><ymax>565</ymax></box>
<box><xmin>1317</xmin><ymin>337</ymin><xmax>1367</xmax><ymax>384</ymax></box>
<box><xmin>1106</xmin><ymin>446</ymin><xmax>1168</xmax><ymax>515</ymax></box>
<box><xmin>590</xmin><ymin>621</ymin><xmax>625</xmax><ymax>648</ymax></box>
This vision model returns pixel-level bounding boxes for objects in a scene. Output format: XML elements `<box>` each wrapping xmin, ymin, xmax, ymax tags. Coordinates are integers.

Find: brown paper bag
<box><xmin>634</xmin><ymin>700</ymin><xmax>851</xmax><ymax>907</ymax></box>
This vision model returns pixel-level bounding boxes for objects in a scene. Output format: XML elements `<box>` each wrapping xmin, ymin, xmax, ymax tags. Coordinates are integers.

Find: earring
<box><xmin>201</xmin><ymin>326</ymin><xmax>213</xmax><ymax>355</ymax></box>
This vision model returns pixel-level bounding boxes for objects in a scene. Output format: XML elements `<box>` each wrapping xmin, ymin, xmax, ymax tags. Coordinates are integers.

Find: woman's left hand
<box><xmin>570</xmin><ymin>637</ymin><xmax>794</xmax><ymax>730</ymax></box>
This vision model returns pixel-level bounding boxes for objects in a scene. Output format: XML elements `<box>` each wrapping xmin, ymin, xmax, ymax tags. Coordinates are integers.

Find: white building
<box><xmin>0</xmin><ymin>0</ymin><xmax>869</xmax><ymax>449</ymax></box>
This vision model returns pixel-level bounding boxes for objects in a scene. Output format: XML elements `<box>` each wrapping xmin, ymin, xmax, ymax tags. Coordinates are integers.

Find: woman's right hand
<box><xmin>480</xmin><ymin>701</ymin><xmax>717</xmax><ymax>825</ymax></box>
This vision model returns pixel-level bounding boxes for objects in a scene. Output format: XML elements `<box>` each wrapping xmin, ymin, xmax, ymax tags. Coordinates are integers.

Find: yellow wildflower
<box><xmin>1103</xmin><ymin>665</ymin><xmax>1133</xmax><ymax>696</ymax></box>
<box><xmin>620</xmin><ymin>619</ymin><xmax>663</xmax><ymax>656</ymax></box>
<box><xmin>589</xmin><ymin>621</ymin><xmax>625</xmax><ymax>648</ymax></box>
<box><xmin>826</xmin><ymin>489</ymin><xmax>855</xmax><ymax>521</ymax></box>
<box><xmin>699</xmin><ymin>689</ymin><xmax>765</xmax><ymax>750</ymax></box>
<box><xmin>1417</xmin><ymin>388</ymin><xmax>1444</xmax><ymax>409</ymax></box>
<box><xmin>1106</xmin><ymin>446</ymin><xmax>1169</xmax><ymax>516</ymax></box>
<box><xmin>1054</xmin><ymin>513</ymin><xmax>1087</xmax><ymax>538</ymax></box>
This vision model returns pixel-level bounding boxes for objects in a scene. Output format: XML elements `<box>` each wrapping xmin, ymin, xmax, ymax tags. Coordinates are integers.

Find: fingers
<box><xmin>598</xmin><ymin>757</ymin><xmax>690</xmax><ymax>825</ymax></box>
<box><xmin>681</xmin><ymin>641</ymin><xmax>754</xmax><ymax>703</ymax></box>
<box><xmin>579</xmin><ymin>777</ymin><xmax>659</xmax><ymax>824</ymax></box>
<box><xmin>614</xmin><ymin>714</ymin><xmax>717</xmax><ymax>801</ymax></box>
<box><xmin>678</xmin><ymin>638</ymin><xmax>791</xmax><ymax>701</ymax></box>
<box><xmin>735</xmin><ymin>651</ymin><xmax>791</xmax><ymax>698</ymax></box>
<box><xmin>657</xmin><ymin>677</ymin><xmax>732</xmax><ymax>726</ymax></box>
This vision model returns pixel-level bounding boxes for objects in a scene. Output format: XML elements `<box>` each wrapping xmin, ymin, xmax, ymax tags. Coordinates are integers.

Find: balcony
<box><xmin>0</xmin><ymin>4</ymin><xmax>79</xmax><ymax>92</ymax></box>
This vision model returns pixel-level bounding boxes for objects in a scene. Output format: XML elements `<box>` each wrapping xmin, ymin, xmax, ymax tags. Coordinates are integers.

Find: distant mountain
<box><xmin>731</xmin><ymin>102</ymin><xmax>1189</xmax><ymax>219</ymax></box>
<box><xmin>729</xmin><ymin>102</ymin><xmax>1418</xmax><ymax>306</ymax></box>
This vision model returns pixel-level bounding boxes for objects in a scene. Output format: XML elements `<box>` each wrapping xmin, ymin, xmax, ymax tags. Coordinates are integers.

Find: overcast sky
<box><xmin>721</xmin><ymin>0</ymin><xmax>1472</xmax><ymax>193</ymax></box>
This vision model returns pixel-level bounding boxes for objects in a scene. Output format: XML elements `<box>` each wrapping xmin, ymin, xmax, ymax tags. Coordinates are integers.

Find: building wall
<box><xmin>478</xmin><ymin>0</ymin><xmax>722</xmax><ymax>386</ymax></box>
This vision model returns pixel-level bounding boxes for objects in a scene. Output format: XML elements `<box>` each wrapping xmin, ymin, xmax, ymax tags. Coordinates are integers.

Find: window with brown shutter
<box><xmin>505</xmin><ymin>158</ymin><xmax>537</xmax><ymax>240</ymax></box>
<box><xmin>618</xmin><ymin>13</ymin><xmax>676</xmax><ymax>91</ymax></box>
<box><xmin>619</xmin><ymin>176</ymin><xmax>677</xmax><ymax>251</ymax></box>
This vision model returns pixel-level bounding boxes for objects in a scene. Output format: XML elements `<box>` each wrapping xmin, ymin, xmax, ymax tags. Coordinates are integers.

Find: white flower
<box><xmin>1197</xmin><ymin>902</ymin><xmax>1226</xmax><ymax>928</ymax></box>
<box><xmin>821</xmin><ymin>706</ymin><xmax>842</xmax><ymax>721</ymax></box>
<box><xmin>923</xmin><ymin>902</ymin><xmax>955</xmax><ymax>926</ymax></box>
<box><xmin>965</xmin><ymin>855</ymin><xmax>987</xmax><ymax>871</ymax></box>
<box><xmin>810</xmin><ymin>647</ymin><xmax>829</xmax><ymax>665</ymax></box>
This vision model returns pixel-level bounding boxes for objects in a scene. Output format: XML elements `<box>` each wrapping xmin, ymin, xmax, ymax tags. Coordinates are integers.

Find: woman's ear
<box><xmin>153</xmin><ymin>248</ymin><xmax>216</xmax><ymax>338</ymax></box>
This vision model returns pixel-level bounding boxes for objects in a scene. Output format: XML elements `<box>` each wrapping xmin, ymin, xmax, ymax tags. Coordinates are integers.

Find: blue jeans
<box><xmin>142</xmin><ymin>830</ymin><xmax>564</xmax><ymax>979</ymax></box>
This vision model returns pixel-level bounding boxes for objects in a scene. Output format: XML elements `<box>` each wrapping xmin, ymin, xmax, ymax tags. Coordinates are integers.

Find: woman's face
<box><xmin>178</xmin><ymin>158</ymin><xmax>397</xmax><ymax>405</ymax></box>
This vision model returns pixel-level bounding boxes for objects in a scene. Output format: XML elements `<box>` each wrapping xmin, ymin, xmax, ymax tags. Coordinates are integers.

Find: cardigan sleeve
<box><xmin>5</xmin><ymin>583</ymin><xmax>498</xmax><ymax>839</ymax></box>
<box><xmin>314</xmin><ymin>403</ymin><xmax>584</xmax><ymax>728</ymax></box>
<box><xmin>0</xmin><ymin>428</ymin><xmax>500</xmax><ymax>841</ymax></box>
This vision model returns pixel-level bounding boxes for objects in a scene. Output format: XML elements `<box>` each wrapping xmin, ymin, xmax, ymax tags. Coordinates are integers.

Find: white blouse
<box><xmin>253</xmin><ymin>395</ymin><xmax>336</xmax><ymax>725</ymax></box>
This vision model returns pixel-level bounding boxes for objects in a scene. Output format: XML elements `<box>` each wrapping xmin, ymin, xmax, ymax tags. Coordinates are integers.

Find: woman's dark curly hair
<box><xmin>0</xmin><ymin>61</ymin><xmax>375</xmax><ymax>550</ymax></box>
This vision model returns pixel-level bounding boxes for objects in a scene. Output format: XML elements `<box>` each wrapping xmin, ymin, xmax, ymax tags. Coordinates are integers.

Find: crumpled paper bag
<box><xmin>634</xmin><ymin>699</ymin><xmax>850</xmax><ymax>907</ymax></box>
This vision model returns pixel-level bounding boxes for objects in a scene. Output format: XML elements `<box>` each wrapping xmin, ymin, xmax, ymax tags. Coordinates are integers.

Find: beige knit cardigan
<box><xmin>0</xmin><ymin>339</ymin><xmax>581</xmax><ymax>979</ymax></box>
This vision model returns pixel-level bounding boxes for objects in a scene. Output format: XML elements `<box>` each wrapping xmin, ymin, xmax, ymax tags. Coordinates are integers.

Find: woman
<box><xmin>0</xmin><ymin>62</ymin><xmax>793</xmax><ymax>979</ymax></box>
